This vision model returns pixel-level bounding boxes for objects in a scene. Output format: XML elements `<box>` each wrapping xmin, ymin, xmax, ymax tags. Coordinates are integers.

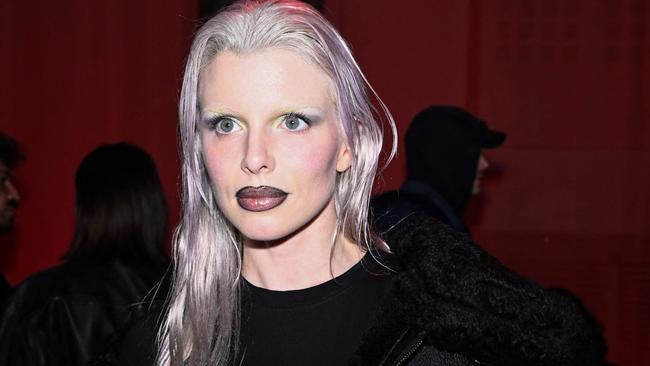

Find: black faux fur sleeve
<box><xmin>373</xmin><ymin>214</ymin><xmax>608</xmax><ymax>366</ymax></box>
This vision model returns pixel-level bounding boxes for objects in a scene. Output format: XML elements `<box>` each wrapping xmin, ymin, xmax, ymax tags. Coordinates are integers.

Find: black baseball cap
<box><xmin>406</xmin><ymin>105</ymin><xmax>507</xmax><ymax>151</ymax></box>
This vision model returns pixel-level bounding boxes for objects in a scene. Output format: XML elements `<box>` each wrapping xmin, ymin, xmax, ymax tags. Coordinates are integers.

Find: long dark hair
<box><xmin>63</xmin><ymin>142</ymin><xmax>168</xmax><ymax>263</ymax></box>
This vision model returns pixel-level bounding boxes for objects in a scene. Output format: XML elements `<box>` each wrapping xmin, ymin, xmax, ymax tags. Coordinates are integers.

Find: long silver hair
<box><xmin>158</xmin><ymin>1</ymin><xmax>397</xmax><ymax>365</ymax></box>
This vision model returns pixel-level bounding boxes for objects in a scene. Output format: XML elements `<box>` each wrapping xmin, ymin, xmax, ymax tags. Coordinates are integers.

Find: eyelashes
<box><xmin>281</xmin><ymin>112</ymin><xmax>312</xmax><ymax>132</ymax></box>
<box><xmin>202</xmin><ymin>112</ymin><xmax>315</xmax><ymax>135</ymax></box>
<box><xmin>203</xmin><ymin>115</ymin><xmax>242</xmax><ymax>134</ymax></box>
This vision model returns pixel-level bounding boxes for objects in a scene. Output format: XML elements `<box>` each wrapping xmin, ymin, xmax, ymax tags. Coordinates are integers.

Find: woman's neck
<box><xmin>241</xmin><ymin>228</ymin><xmax>365</xmax><ymax>291</ymax></box>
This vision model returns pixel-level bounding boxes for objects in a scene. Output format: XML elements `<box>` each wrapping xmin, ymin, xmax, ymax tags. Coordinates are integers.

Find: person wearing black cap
<box><xmin>371</xmin><ymin>105</ymin><xmax>506</xmax><ymax>235</ymax></box>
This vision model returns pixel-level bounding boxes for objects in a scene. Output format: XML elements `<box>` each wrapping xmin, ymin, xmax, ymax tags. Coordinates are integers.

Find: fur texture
<box><xmin>353</xmin><ymin>214</ymin><xmax>608</xmax><ymax>365</ymax></box>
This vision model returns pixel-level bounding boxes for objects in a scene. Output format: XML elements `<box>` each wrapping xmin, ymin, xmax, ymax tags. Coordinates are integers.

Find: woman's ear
<box><xmin>336</xmin><ymin>141</ymin><xmax>352</xmax><ymax>173</ymax></box>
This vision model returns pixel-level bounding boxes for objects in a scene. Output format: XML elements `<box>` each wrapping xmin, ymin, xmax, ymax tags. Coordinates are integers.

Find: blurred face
<box><xmin>198</xmin><ymin>49</ymin><xmax>351</xmax><ymax>242</ymax></box>
<box><xmin>0</xmin><ymin>161</ymin><xmax>20</xmax><ymax>234</ymax></box>
<box><xmin>472</xmin><ymin>153</ymin><xmax>489</xmax><ymax>194</ymax></box>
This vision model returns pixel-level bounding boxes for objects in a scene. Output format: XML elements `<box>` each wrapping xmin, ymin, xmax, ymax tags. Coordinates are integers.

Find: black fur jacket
<box><xmin>350</xmin><ymin>214</ymin><xmax>608</xmax><ymax>366</ymax></box>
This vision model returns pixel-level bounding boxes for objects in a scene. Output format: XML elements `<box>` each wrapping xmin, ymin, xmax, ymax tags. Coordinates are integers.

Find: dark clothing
<box><xmin>0</xmin><ymin>273</ymin><xmax>10</xmax><ymax>309</ymax></box>
<box><xmin>238</xmin><ymin>253</ymin><xmax>391</xmax><ymax>366</ymax></box>
<box><xmin>404</xmin><ymin>106</ymin><xmax>500</xmax><ymax>218</ymax></box>
<box><xmin>374</xmin><ymin>106</ymin><xmax>507</xmax><ymax>235</ymax></box>
<box><xmin>371</xmin><ymin>180</ymin><xmax>468</xmax><ymax>235</ymax></box>
<box><xmin>0</xmin><ymin>258</ymin><xmax>170</xmax><ymax>366</ymax></box>
<box><xmin>0</xmin><ymin>273</ymin><xmax>13</xmax><ymax>314</ymax></box>
<box><xmin>108</xmin><ymin>256</ymin><xmax>392</xmax><ymax>366</ymax></box>
<box><xmin>372</xmin><ymin>108</ymin><xmax>497</xmax><ymax>235</ymax></box>
<box><xmin>351</xmin><ymin>215</ymin><xmax>608</xmax><ymax>365</ymax></box>
<box><xmin>105</xmin><ymin>215</ymin><xmax>607</xmax><ymax>366</ymax></box>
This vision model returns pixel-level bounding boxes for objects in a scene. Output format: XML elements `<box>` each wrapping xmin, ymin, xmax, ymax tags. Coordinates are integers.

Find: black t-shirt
<box><xmin>237</xmin><ymin>252</ymin><xmax>392</xmax><ymax>366</ymax></box>
<box><xmin>109</xmin><ymin>252</ymin><xmax>392</xmax><ymax>366</ymax></box>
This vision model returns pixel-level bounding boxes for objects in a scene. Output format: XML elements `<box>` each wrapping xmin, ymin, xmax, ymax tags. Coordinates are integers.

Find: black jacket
<box><xmin>0</xmin><ymin>258</ymin><xmax>170</xmax><ymax>366</ymax></box>
<box><xmin>371</xmin><ymin>180</ymin><xmax>469</xmax><ymax>235</ymax></box>
<box><xmin>352</xmin><ymin>214</ymin><xmax>608</xmax><ymax>366</ymax></box>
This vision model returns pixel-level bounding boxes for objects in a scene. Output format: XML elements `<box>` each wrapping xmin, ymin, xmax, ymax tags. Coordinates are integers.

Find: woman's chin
<box><xmin>238</xmin><ymin>224</ymin><xmax>299</xmax><ymax>245</ymax></box>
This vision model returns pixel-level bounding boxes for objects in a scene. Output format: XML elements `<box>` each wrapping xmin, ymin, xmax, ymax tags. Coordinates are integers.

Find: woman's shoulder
<box><xmin>90</xmin><ymin>309</ymin><xmax>163</xmax><ymax>366</ymax></box>
<box><xmin>0</xmin><ymin>259</ymin><xmax>171</xmax><ymax>366</ymax></box>
<box><xmin>89</xmin><ymin>266</ymin><xmax>172</xmax><ymax>366</ymax></box>
<box><xmin>371</xmin><ymin>213</ymin><xmax>608</xmax><ymax>366</ymax></box>
<box><xmin>3</xmin><ymin>259</ymin><xmax>169</xmax><ymax>323</ymax></box>
<box><xmin>1</xmin><ymin>264</ymin><xmax>71</xmax><ymax>320</ymax></box>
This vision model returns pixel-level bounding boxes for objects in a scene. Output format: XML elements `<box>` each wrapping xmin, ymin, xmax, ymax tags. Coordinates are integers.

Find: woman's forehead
<box><xmin>199</xmin><ymin>48</ymin><xmax>338</xmax><ymax>109</ymax></box>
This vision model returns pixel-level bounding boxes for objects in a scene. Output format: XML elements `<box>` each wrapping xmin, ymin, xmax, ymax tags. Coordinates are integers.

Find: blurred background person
<box><xmin>0</xmin><ymin>142</ymin><xmax>170</xmax><ymax>366</ymax></box>
<box><xmin>372</xmin><ymin>105</ymin><xmax>506</xmax><ymax>235</ymax></box>
<box><xmin>0</xmin><ymin>132</ymin><xmax>24</xmax><ymax>304</ymax></box>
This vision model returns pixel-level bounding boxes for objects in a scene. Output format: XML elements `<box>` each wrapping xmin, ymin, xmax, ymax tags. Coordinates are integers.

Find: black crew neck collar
<box><xmin>242</xmin><ymin>251</ymin><xmax>388</xmax><ymax>309</ymax></box>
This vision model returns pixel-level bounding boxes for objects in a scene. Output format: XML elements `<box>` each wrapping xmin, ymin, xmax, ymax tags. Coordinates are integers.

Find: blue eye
<box><xmin>282</xmin><ymin>112</ymin><xmax>311</xmax><ymax>131</ymax></box>
<box><xmin>206</xmin><ymin>116</ymin><xmax>242</xmax><ymax>135</ymax></box>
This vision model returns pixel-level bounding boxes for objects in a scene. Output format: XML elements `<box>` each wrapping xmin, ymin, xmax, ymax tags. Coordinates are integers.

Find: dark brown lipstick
<box><xmin>236</xmin><ymin>186</ymin><xmax>288</xmax><ymax>212</ymax></box>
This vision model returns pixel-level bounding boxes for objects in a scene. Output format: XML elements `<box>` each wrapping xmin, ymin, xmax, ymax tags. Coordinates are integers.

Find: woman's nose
<box><xmin>241</xmin><ymin>129</ymin><xmax>275</xmax><ymax>175</ymax></box>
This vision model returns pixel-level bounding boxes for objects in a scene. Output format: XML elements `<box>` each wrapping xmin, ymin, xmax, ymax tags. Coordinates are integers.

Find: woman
<box><xmin>0</xmin><ymin>143</ymin><xmax>170</xmax><ymax>366</ymax></box>
<box><xmin>148</xmin><ymin>1</ymin><xmax>607</xmax><ymax>365</ymax></box>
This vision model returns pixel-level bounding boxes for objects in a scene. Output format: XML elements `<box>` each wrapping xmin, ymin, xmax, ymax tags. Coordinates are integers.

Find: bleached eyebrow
<box><xmin>201</xmin><ymin>106</ymin><xmax>327</xmax><ymax>122</ymax></box>
<box><xmin>267</xmin><ymin>107</ymin><xmax>324</xmax><ymax>121</ymax></box>
<box><xmin>200</xmin><ymin>109</ymin><xmax>244</xmax><ymax>123</ymax></box>
<box><xmin>201</xmin><ymin>108</ymin><xmax>241</xmax><ymax>118</ymax></box>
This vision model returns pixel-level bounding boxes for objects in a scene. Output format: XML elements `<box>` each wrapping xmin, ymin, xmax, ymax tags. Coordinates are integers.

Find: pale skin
<box><xmin>199</xmin><ymin>49</ymin><xmax>364</xmax><ymax>291</ymax></box>
<box><xmin>472</xmin><ymin>154</ymin><xmax>490</xmax><ymax>195</ymax></box>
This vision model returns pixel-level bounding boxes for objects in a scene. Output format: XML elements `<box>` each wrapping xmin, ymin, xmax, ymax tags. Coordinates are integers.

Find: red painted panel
<box><xmin>0</xmin><ymin>0</ymin><xmax>197</xmax><ymax>283</ymax></box>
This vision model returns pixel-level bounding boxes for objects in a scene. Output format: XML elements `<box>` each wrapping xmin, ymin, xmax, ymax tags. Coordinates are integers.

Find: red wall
<box><xmin>0</xmin><ymin>0</ymin><xmax>196</xmax><ymax>280</ymax></box>
<box><xmin>1</xmin><ymin>0</ymin><xmax>648</xmax><ymax>364</ymax></box>
<box><xmin>326</xmin><ymin>0</ymin><xmax>648</xmax><ymax>364</ymax></box>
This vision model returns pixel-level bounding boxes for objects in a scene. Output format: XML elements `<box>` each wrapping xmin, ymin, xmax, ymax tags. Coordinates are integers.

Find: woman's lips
<box><xmin>235</xmin><ymin>186</ymin><xmax>288</xmax><ymax>212</ymax></box>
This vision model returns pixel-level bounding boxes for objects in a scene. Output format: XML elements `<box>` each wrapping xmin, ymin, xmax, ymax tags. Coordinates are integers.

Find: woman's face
<box><xmin>198</xmin><ymin>48</ymin><xmax>351</xmax><ymax>242</ymax></box>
